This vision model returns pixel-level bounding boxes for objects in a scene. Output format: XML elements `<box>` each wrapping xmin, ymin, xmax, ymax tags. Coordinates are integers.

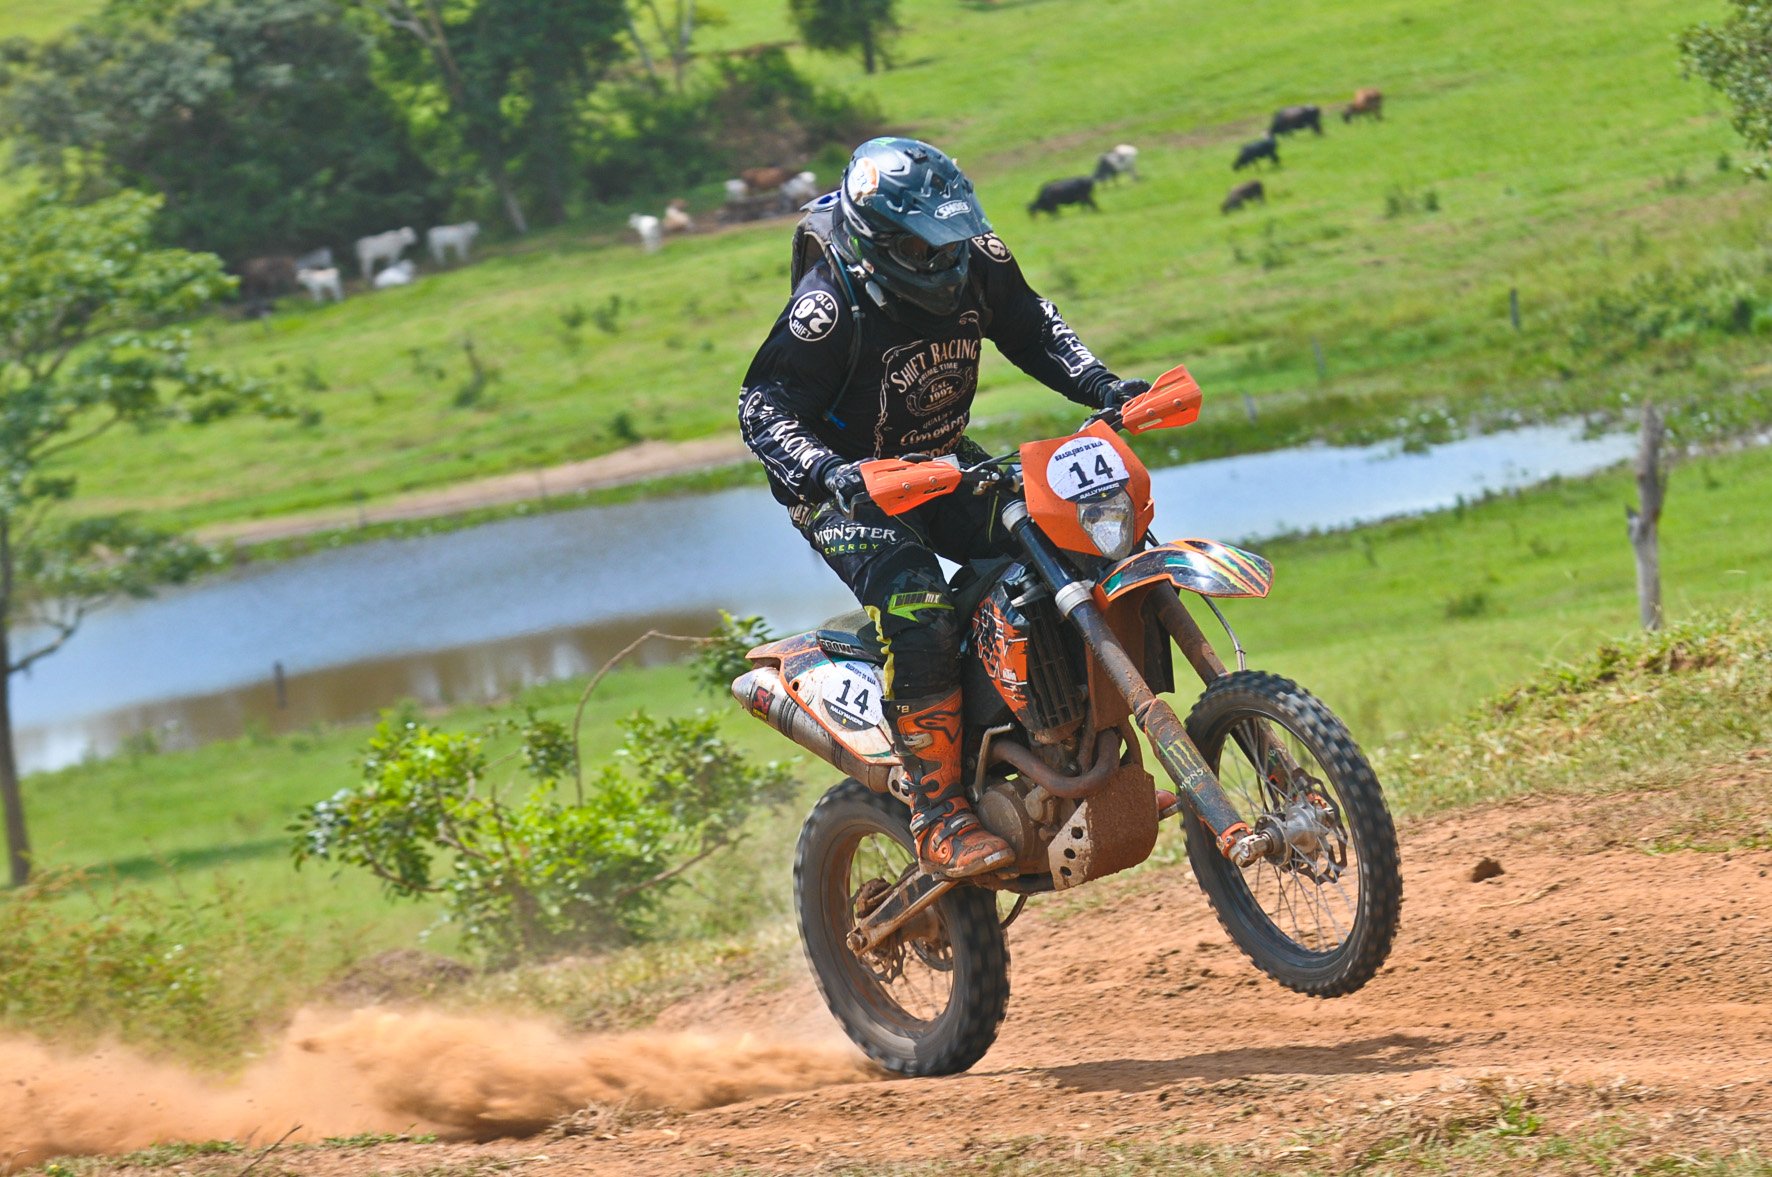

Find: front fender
<box><xmin>1098</xmin><ymin>539</ymin><xmax>1274</xmax><ymax>602</ymax></box>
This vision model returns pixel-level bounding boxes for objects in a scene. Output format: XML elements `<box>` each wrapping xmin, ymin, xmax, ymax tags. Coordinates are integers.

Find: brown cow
<box><xmin>1342</xmin><ymin>88</ymin><xmax>1384</xmax><ymax>123</ymax></box>
<box><xmin>740</xmin><ymin>166</ymin><xmax>793</xmax><ymax>191</ymax></box>
<box><xmin>1221</xmin><ymin>179</ymin><xmax>1265</xmax><ymax>214</ymax></box>
<box><xmin>238</xmin><ymin>255</ymin><xmax>297</xmax><ymax>315</ymax></box>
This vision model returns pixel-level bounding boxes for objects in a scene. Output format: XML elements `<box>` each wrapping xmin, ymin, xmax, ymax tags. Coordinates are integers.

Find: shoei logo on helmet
<box><xmin>846</xmin><ymin>158</ymin><xmax>880</xmax><ymax>202</ymax></box>
<box><xmin>788</xmin><ymin>290</ymin><xmax>839</xmax><ymax>342</ymax></box>
<box><xmin>934</xmin><ymin>199</ymin><xmax>971</xmax><ymax>220</ymax></box>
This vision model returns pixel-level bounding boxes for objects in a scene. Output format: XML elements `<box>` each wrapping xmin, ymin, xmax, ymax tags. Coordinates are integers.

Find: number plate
<box><xmin>821</xmin><ymin>661</ymin><xmax>885</xmax><ymax>731</ymax></box>
<box><xmin>1045</xmin><ymin>435</ymin><xmax>1130</xmax><ymax>502</ymax></box>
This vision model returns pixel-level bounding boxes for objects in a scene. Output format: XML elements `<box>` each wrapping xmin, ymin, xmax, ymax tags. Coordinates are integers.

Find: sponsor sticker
<box><xmin>788</xmin><ymin>290</ymin><xmax>839</xmax><ymax>342</ymax></box>
<box><xmin>822</xmin><ymin>662</ymin><xmax>884</xmax><ymax>731</ymax></box>
<box><xmin>1044</xmin><ymin>435</ymin><xmax>1130</xmax><ymax>502</ymax></box>
<box><xmin>846</xmin><ymin>158</ymin><xmax>880</xmax><ymax>202</ymax></box>
<box><xmin>973</xmin><ymin>233</ymin><xmax>1012</xmax><ymax>263</ymax></box>
<box><xmin>934</xmin><ymin>199</ymin><xmax>971</xmax><ymax>220</ymax></box>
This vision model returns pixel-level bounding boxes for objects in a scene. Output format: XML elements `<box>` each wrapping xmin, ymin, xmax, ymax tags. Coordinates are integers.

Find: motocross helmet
<box><xmin>835</xmin><ymin>137</ymin><xmax>991</xmax><ymax>316</ymax></box>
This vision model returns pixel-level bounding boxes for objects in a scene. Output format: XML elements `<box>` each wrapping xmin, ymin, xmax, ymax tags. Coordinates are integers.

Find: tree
<box><xmin>365</xmin><ymin>0</ymin><xmax>631</xmax><ymax>230</ymax></box>
<box><xmin>0</xmin><ymin>0</ymin><xmax>440</xmax><ymax>262</ymax></box>
<box><xmin>0</xmin><ymin>191</ymin><xmax>288</xmax><ymax>886</ymax></box>
<box><xmin>1682</xmin><ymin>1</ymin><xmax>1772</xmax><ymax>176</ymax></box>
<box><xmin>789</xmin><ymin>0</ymin><xmax>899</xmax><ymax>74</ymax></box>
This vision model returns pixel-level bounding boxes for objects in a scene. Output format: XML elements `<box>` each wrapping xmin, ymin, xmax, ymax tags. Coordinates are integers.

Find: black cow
<box><xmin>1269</xmin><ymin>104</ymin><xmax>1324</xmax><ymax>136</ymax></box>
<box><xmin>1221</xmin><ymin>179</ymin><xmax>1266</xmax><ymax>214</ymax></box>
<box><xmin>1028</xmin><ymin>176</ymin><xmax>1098</xmax><ymax>216</ymax></box>
<box><xmin>1232</xmin><ymin>135</ymin><xmax>1280</xmax><ymax>171</ymax></box>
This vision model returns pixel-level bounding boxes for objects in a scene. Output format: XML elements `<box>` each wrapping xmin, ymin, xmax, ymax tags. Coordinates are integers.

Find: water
<box><xmin>14</xmin><ymin>423</ymin><xmax>1636</xmax><ymax>772</ymax></box>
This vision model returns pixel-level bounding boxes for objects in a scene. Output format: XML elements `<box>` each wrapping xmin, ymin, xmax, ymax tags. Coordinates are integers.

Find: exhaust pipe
<box><xmin>732</xmin><ymin>666</ymin><xmax>895</xmax><ymax>793</ymax></box>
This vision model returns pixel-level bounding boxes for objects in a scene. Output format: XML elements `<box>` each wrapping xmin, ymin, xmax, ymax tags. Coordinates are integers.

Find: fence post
<box><xmin>1625</xmin><ymin>402</ymin><xmax>1665</xmax><ymax>632</ymax></box>
<box><xmin>1311</xmin><ymin>337</ymin><xmax>1327</xmax><ymax>384</ymax></box>
<box><xmin>1509</xmin><ymin>287</ymin><xmax>1521</xmax><ymax>333</ymax></box>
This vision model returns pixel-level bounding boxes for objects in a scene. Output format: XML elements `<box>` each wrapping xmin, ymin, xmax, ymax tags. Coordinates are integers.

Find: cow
<box><xmin>1221</xmin><ymin>179</ymin><xmax>1265</xmax><ymax>214</ymax></box>
<box><xmin>239</xmin><ymin>255</ymin><xmax>297</xmax><ymax>314</ymax></box>
<box><xmin>780</xmin><ymin>170</ymin><xmax>820</xmax><ymax>208</ymax></box>
<box><xmin>372</xmin><ymin>259</ymin><xmax>415</xmax><ymax>289</ymax></box>
<box><xmin>1233</xmin><ymin>135</ymin><xmax>1281</xmax><ymax>171</ymax></box>
<box><xmin>628</xmin><ymin>212</ymin><xmax>662</xmax><ymax>253</ymax></box>
<box><xmin>1270</xmin><ymin>104</ymin><xmax>1324</xmax><ymax>137</ymax></box>
<box><xmin>723</xmin><ymin>178</ymin><xmax>749</xmax><ymax>201</ymax></box>
<box><xmin>355</xmin><ymin>227</ymin><xmax>417</xmax><ymax>279</ymax></box>
<box><xmin>662</xmin><ymin>199</ymin><xmax>694</xmax><ymax>234</ymax></box>
<box><xmin>1343</xmin><ymin>88</ymin><xmax>1385</xmax><ymax>123</ymax></box>
<box><xmin>427</xmin><ymin>222</ymin><xmax>479</xmax><ymax>265</ymax></box>
<box><xmin>740</xmin><ymin>165</ymin><xmax>793</xmax><ymax>191</ymax></box>
<box><xmin>296</xmin><ymin>266</ymin><xmax>344</xmax><ymax>302</ymax></box>
<box><xmin>295</xmin><ymin>247</ymin><xmax>334</xmax><ymax>272</ymax></box>
<box><xmin>1092</xmin><ymin>143</ymin><xmax>1139</xmax><ymax>184</ymax></box>
<box><xmin>1027</xmin><ymin>176</ymin><xmax>1098</xmax><ymax>216</ymax></box>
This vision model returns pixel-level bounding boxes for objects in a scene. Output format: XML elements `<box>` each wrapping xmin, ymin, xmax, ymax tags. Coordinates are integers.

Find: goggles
<box><xmin>883</xmin><ymin>234</ymin><xmax>967</xmax><ymax>273</ymax></box>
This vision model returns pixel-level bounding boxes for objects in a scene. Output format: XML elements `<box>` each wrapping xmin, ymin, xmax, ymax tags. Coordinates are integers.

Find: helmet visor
<box><xmin>884</xmin><ymin>234</ymin><xmax>968</xmax><ymax>274</ymax></box>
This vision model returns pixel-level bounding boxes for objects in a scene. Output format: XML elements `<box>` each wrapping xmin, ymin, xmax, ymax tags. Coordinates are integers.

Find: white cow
<box><xmin>662</xmin><ymin>200</ymin><xmax>694</xmax><ymax>234</ymax></box>
<box><xmin>372</xmin><ymin>259</ymin><xmax>416</xmax><ymax>289</ymax></box>
<box><xmin>780</xmin><ymin>170</ymin><xmax>819</xmax><ymax>207</ymax></box>
<box><xmin>355</xmin><ymin>227</ymin><xmax>417</xmax><ymax>279</ymax></box>
<box><xmin>1093</xmin><ymin>144</ymin><xmax>1140</xmax><ymax>184</ymax></box>
<box><xmin>295</xmin><ymin>246</ymin><xmax>334</xmax><ymax>272</ymax></box>
<box><xmin>296</xmin><ymin>266</ymin><xmax>344</xmax><ymax>303</ymax></box>
<box><xmin>427</xmin><ymin>221</ymin><xmax>479</xmax><ymax>265</ymax></box>
<box><xmin>628</xmin><ymin>213</ymin><xmax>662</xmax><ymax>253</ymax></box>
<box><xmin>723</xmin><ymin>178</ymin><xmax>749</xmax><ymax>201</ymax></box>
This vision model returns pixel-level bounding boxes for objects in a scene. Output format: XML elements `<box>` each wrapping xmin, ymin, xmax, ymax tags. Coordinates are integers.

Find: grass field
<box><xmin>8</xmin><ymin>436</ymin><xmax>1768</xmax><ymax>1060</ymax></box>
<box><xmin>5</xmin><ymin>0</ymin><xmax>1763</xmax><ymax>532</ymax></box>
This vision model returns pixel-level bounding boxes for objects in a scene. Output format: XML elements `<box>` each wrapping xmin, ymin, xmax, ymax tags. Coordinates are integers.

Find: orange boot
<box><xmin>887</xmin><ymin>689</ymin><xmax>1014</xmax><ymax>879</ymax></box>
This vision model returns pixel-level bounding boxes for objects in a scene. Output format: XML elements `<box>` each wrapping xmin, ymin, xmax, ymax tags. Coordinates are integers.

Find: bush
<box><xmin>0</xmin><ymin>872</ymin><xmax>294</xmax><ymax>1060</ymax></box>
<box><xmin>294</xmin><ymin>708</ymin><xmax>797</xmax><ymax>965</ymax></box>
<box><xmin>1568</xmin><ymin>259</ymin><xmax>1772</xmax><ymax>357</ymax></box>
<box><xmin>581</xmin><ymin>47</ymin><xmax>879</xmax><ymax>202</ymax></box>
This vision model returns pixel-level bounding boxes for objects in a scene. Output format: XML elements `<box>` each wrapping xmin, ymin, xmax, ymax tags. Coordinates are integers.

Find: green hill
<box><xmin>33</xmin><ymin>0</ymin><xmax>1765</xmax><ymax>529</ymax></box>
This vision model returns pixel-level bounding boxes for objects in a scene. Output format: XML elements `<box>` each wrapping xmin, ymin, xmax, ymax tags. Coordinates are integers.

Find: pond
<box><xmin>14</xmin><ymin>423</ymin><xmax>1637</xmax><ymax>773</ymax></box>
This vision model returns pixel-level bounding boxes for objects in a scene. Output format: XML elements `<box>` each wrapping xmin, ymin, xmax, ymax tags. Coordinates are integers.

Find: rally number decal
<box><xmin>1044</xmin><ymin>435</ymin><xmax>1130</xmax><ymax>502</ymax></box>
<box><xmin>822</xmin><ymin>661</ymin><xmax>884</xmax><ymax>732</ymax></box>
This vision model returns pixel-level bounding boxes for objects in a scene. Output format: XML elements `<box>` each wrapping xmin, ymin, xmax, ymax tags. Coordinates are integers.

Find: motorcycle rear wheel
<box><xmin>1181</xmin><ymin>670</ymin><xmax>1401</xmax><ymax>997</ymax></box>
<box><xmin>794</xmin><ymin>778</ymin><xmax>1009</xmax><ymax>1076</ymax></box>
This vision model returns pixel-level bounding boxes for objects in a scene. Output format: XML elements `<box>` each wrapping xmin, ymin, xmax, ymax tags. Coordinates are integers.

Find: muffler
<box><xmin>732</xmin><ymin>666</ymin><xmax>895</xmax><ymax>793</ymax></box>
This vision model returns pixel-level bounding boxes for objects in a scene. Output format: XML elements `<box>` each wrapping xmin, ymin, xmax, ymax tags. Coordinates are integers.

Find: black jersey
<box><xmin>738</xmin><ymin>232</ymin><xmax>1119</xmax><ymax>506</ymax></box>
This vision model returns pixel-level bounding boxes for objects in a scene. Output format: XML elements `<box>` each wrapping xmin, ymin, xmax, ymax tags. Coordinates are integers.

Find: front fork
<box><xmin>1004</xmin><ymin>504</ymin><xmax>1269</xmax><ymax>866</ymax></box>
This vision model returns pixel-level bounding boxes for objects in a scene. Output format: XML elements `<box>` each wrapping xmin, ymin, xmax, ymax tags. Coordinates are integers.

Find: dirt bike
<box><xmin>730</xmin><ymin>364</ymin><xmax>1402</xmax><ymax>1076</ymax></box>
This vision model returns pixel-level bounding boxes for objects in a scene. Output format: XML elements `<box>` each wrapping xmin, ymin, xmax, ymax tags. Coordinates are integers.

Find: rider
<box><xmin>738</xmin><ymin>137</ymin><xmax>1150</xmax><ymax>879</ymax></box>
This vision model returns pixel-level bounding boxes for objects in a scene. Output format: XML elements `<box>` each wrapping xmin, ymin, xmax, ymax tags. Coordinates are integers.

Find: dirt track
<box><xmin>33</xmin><ymin>772</ymin><xmax>1772</xmax><ymax>1174</ymax></box>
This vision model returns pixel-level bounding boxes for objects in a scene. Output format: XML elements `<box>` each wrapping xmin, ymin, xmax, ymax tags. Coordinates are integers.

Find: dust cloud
<box><xmin>0</xmin><ymin>1007</ymin><xmax>872</xmax><ymax>1170</ymax></box>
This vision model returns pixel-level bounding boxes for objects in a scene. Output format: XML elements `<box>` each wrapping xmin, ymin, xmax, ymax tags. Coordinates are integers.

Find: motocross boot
<box><xmin>887</xmin><ymin>689</ymin><xmax>1014</xmax><ymax>879</ymax></box>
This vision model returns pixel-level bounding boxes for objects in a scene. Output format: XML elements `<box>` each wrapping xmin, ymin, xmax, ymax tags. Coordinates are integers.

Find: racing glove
<box><xmin>1099</xmin><ymin>377</ymin><xmax>1151</xmax><ymax>409</ymax></box>
<box><xmin>819</xmin><ymin>458</ymin><xmax>871</xmax><ymax>517</ymax></box>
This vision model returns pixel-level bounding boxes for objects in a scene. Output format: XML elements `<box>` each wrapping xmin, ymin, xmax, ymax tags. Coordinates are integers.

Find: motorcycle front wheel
<box><xmin>794</xmin><ymin>778</ymin><xmax>1009</xmax><ymax>1076</ymax></box>
<box><xmin>1181</xmin><ymin>670</ymin><xmax>1402</xmax><ymax>997</ymax></box>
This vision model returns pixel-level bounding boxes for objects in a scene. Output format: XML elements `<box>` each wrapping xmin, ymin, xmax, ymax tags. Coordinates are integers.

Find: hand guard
<box><xmin>821</xmin><ymin>459</ymin><xmax>871</xmax><ymax>517</ymax></box>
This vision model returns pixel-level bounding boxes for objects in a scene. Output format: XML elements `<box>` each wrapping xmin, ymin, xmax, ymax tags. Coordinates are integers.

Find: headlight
<box><xmin>1078</xmin><ymin>489</ymin><xmax>1137</xmax><ymax>560</ymax></box>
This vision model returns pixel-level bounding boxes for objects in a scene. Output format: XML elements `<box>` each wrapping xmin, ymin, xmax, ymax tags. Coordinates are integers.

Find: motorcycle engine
<box><xmin>976</xmin><ymin>774</ymin><xmax>1072</xmax><ymax>874</ymax></box>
